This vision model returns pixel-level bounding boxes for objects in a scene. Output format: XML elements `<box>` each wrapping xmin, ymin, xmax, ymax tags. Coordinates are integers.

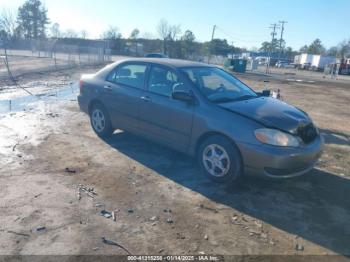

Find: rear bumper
<box><xmin>238</xmin><ymin>135</ymin><xmax>324</xmax><ymax>179</ymax></box>
<box><xmin>78</xmin><ymin>95</ymin><xmax>89</xmax><ymax>114</ymax></box>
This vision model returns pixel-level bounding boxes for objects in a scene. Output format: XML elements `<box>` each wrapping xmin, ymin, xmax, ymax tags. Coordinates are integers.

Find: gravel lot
<box><xmin>0</xmin><ymin>62</ymin><xmax>349</xmax><ymax>258</ymax></box>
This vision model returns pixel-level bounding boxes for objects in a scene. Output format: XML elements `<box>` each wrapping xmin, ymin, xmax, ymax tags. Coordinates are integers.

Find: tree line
<box><xmin>1</xmin><ymin>0</ymin><xmax>349</xmax><ymax>60</ymax></box>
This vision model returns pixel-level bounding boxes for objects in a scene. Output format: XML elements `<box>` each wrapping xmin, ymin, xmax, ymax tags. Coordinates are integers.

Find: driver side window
<box><xmin>147</xmin><ymin>66</ymin><xmax>182</xmax><ymax>97</ymax></box>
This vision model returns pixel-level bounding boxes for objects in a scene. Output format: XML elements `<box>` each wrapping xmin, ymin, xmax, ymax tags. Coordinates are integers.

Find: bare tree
<box><xmin>338</xmin><ymin>39</ymin><xmax>350</xmax><ymax>59</ymax></box>
<box><xmin>168</xmin><ymin>25</ymin><xmax>181</xmax><ymax>41</ymax></box>
<box><xmin>141</xmin><ymin>32</ymin><xmax>155</xmax><ymax>39</ymax></box>
<box><xmin>64</xmin><ymin>29</ymin><xmax>78</xmax><ymax>38</ymax></box>
<box><xmin>80</xmin><ymin>30</ymin><xmax>88</xmax><ymax>39</ymax></box>
<box><xmin>0</xmin><ymin>9</ymin><xmax>17</xmax><ymax>39</ymax></box>
<box><xmin>101</xmin><ymin>26</ymin><xmax>121</xmax><ymax>40</ymax></box>
<box><xmin>50</xmin><ymin>22</ymin><xmax>60</xmax><ymax>38</ymax></box>
<box><xmin>157</xmin><ymin>19</ymin><xmax>169</xmax><ymax>40</ymax></box>
<box><xmin>157</xmin><ymin>19</ymin><xmax>170</xmax><ymax>54</ymax></box>
<box><xmin>157</xmin><ymin>19</ymin><xmax>181</xmax><ymax>54</ymax></box>
<box><xmin>0</xmin><ymin>9</ymin><xmax>17</xmax><ymax>78</ymax></box>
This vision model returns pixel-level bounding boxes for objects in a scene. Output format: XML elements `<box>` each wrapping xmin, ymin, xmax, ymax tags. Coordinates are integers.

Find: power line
<box><xmin>215</xmin><ymin>26</ymin><xmax>265</xmax><ymax>39</ymax></box>
<box><xmin>215</xmin><ymin>26</ymin><xmax>262</xmax><ymax>44</ymax></box>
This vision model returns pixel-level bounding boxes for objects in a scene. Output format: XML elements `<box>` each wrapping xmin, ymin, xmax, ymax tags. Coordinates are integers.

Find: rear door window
<box><xmin>107</xmin><ymin>64</ymin><xmax>147</xmax><ymax>89</ymax></box>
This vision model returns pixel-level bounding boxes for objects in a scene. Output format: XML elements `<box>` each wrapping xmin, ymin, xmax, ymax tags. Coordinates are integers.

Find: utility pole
<box><xmin>270</xmin><ymin>23</ymin><xmax>279</xmax><ymax>51</ymax></box>
<box><xmin>266</xmin><ymin>23</ymin><xmax>280</xmax><ymax>74</ymax></box>
<box><xmin>231</xmin><ymin>41</ymin><xmax>234</xmax><ymax>59</ymax></box>
<box><xmin>208</xmin><ymin>25</ymin><xmax>216</xmax><ymax>64</ymax></box>
<box><xmin>211</xmin><ymin>25</ymin><xmax>217</xmax><ymax>42</ymax></box>
<box><xmin>279</xmin><ymin>20</ymin><xmax>287</xmax><ymax>59</ymax></box>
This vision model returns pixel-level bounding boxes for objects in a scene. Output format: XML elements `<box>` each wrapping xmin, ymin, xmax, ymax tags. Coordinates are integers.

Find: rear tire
<box><xmin>89</xmin><ymin>103</ymin><xmax>114</xmax><ymax>138</ymax></box>
<box><xmin>197</xmin><ymin>135</ymin><xmax>242</xmax><ymax>184</ymax></box>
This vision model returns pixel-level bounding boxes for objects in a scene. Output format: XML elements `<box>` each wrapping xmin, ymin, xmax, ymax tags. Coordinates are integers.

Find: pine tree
<box><xmin>17</xmin><ymin>0</ymin><xmax>49</xmax><ymax>39</ymax></box>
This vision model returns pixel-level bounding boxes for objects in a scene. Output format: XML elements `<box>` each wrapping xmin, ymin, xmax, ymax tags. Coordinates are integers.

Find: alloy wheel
<box><xmin>202</xmin><ymin>144</ymin><xmax>231</xmax><ymax>177</ymax></box>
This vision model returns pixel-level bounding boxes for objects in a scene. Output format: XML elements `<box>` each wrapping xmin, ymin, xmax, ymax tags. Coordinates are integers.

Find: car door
<box><xmin>139</xmin><ymin>65</ymin><xmax>195</xmax><ymax>152</ymax></box>
<box><xmin>102</xmin><ymin>62</ymin><xmax>148</xmax><ymax>131</ymax></box>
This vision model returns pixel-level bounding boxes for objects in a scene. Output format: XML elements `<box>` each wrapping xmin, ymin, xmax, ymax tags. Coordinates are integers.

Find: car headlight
<box><xmin>254</xmin><ymin>128</ymin><xmax>300</xmax><ymax>147</ymax></box>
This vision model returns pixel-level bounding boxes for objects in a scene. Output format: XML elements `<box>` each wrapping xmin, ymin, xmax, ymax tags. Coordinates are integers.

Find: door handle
<box><xmin>140</xmin><ymin>96</ymin><xmax>151</xmax><ymax>102</ymax></box>
<box><xmin>103</xmin><ymin>85</ymin><xmax>112</xmax><ymax>91</ymax></box>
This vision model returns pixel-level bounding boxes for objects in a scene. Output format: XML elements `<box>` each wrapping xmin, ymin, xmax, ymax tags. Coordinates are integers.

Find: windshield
<box><xmin>182</xmin><ymin>67</ymin><xmax>257</xmax><ymax>103</ymax></box>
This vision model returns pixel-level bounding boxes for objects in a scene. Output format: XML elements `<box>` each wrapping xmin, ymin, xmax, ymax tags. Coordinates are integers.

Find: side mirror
<box><xmin>260</xmin><ymin>89</ymin><xmax>271</xmax><ymax>97</ymax></box>
<box><xmin>172</xmin><ymin>84</ymin><xmax>194</xmax><ymax>103</ymax></box>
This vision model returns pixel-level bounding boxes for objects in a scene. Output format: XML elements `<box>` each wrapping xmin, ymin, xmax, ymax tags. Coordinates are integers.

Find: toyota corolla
<box><xmin>78</xmin><ymin>58</ymin><xmax>324</xmax><ymax>184</ymax></box>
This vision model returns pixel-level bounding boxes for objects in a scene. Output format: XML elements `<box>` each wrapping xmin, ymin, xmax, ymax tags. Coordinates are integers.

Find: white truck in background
<box><xmin>294</xmin><ymin>53</ymin><xmax>336</xmax><ymax>71</ymax></box>
<box><xmin>295</xmin><ymin>54</ymin><xmax>313</xmax><ymax>69</ymax></box>
<box><xmin>311</xmin><ymin>55</ymin><xmax>336</xmax><ymax>70</ymax></box>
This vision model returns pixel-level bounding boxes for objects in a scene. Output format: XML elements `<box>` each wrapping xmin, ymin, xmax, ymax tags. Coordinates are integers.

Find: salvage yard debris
<box><xmin>100</xmin><ymin>210</ymin><xmax>112</xmax><ymax>219</ymax></box>
<box><xmin>76</xmin><ymin>184</ymin><xmax>97</xmax><ymax>199</ymax></box>
<box><xmin>112</xmin><ymin>210</ymin><xmax>119</xmax><ymax>222</ymax></box>
<box><xmin>36</xmin><ymin>226</ymin><xmax>46</xmax><ymax>232</ymax></box>
<box><xmin>149</xmin><ymin>216</ymin><xmax>158</xmax><ymax>222</ymax></box>
<box><xmin>295</xmin><ymin>243</ymin><xmax>304</xmax><ymax>251</ymax></box>
<box><xmin>199</xmin><ymin>204</ymin><xmax>218</xmax><ymax>213</ymax></box>
<box><xmin>7</xmin><ymin>230</ymin><xmax>30</xmax><ymax>238</ymax></box>
<box><xmin>12</xmin><ymin>142</ymin><xmax>19</xmax><ymax>152</ymax></box>
<box><xmin>101</xmin><ymin>237</ymin><xmax>133</xmax><ymax>255</ymax></box>
<box><xmin>64</xmin><ymin>167</ymin><xmax>76</xmax><ymax>174</ymax></box>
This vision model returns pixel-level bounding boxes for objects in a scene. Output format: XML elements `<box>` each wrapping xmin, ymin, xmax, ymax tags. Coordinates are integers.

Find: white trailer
<box><xmin>294</xmin><ymin>53</ymin><xmax>313</xmax><ymax>69</ymax></box>
<box><xmin>294</xmin><ymin>53</ymin><xmax>336</xmax><ymax>70</ymax></box>
<box><xmin>299</xmin><ymin>53</ymin><xmax>313</xmax><ymax>65</ymax></box>
<box><xmin>311</xmin><ymin>55</ymin><xmax>336</xmax><ymax>70</ymax></box>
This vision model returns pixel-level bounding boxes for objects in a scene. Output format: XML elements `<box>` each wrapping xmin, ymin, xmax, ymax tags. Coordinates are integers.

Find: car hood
<box><xmin>219</xmin><ymin>97</ymin><xmax>311</xmax><ymax>134</ymax></box>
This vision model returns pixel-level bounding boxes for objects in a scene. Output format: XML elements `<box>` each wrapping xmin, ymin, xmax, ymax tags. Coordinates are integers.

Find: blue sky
<box><xmin>1</xmin><ymin>0</ymin><xmax>349</xmax><ymax>50</ymax></box>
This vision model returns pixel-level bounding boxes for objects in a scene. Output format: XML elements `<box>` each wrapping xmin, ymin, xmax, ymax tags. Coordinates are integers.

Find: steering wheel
<box><xmin>215</xmin><ymin>84</ymin><xmax>226</xmax><ymax>93</ymax></box>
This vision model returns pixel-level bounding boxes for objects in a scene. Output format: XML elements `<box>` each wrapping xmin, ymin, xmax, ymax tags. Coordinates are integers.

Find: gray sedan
<box><xmin>78</xmin><ymin>58</ymin><xmax>323</xmax><ymax>184</ymax></box>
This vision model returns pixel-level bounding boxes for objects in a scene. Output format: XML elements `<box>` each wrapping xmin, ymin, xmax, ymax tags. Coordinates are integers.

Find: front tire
<box><xmin>90</xmin><ymin>103</ymin><xmax>114</xmax><ymax>138</ymax></box>
<box><xmin>197</xmin><ymin>135</ymin><xmax>242</xmax><ymax>184</ymax></box>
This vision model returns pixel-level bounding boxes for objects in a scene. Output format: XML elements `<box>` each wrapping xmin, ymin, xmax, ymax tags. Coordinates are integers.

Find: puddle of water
<box><xmin>0</xmin><ymin>82</ymin><xmax>79</xmax><ymax>114</ymax></box>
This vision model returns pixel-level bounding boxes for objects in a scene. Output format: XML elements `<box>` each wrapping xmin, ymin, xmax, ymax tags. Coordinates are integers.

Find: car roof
<box><xmin>112</xmin><ymin>58</ymin><xmax>212</xmax><ymax>68</ymax></box>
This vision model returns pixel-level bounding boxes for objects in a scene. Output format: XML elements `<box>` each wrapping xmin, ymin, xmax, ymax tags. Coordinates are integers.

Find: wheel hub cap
<box><xmin>202</xmin><ymin>144</ymin><xmax>231</xmax><ymax>177</ymax></box>
<box><xmin>92</xmin><ymin>109</ymin><xmax>105</xmax><ymax>133</ymax></box>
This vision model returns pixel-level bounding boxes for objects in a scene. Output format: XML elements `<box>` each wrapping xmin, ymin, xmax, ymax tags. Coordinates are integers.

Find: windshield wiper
<box><xmin>235</xmin><ymin>95</ymin><xmax>257</xmax><ymax>101</ymax></box>
<box><xmin>211</xmin><ymin>95</ymin><xmax>256</xmax><ymax>103</ymax></box>
<box><xmin>210</xmin><ymin>97</ymin><xmax>236</xmax><ymax>103</ymax></box>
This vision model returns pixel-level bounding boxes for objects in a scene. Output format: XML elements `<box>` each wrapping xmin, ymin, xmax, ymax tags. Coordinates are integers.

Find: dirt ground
<box><xmin>0</xmin><ymin>62</ymin><xmax>349</xmax><ymax>259</ymax></box>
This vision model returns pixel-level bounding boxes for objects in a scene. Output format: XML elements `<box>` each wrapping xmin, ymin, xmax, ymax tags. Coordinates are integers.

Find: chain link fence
<box><xmin>0</xmin><ymin>39</ymin><xmax>113</xmax><ymax>82</ymax></box>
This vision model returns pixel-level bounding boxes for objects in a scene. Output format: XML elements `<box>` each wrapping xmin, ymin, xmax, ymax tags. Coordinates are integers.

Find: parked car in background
<box><xmin>301</xmin><ymin>62</ymin><xmax>312</xmax><ymax>70</ymax></box>
<box><xmin>145</xmin><ymin>53</ymin><xmax>168</xmax><ymax>58</ymax></box>
<box><xmin>78</xmin><ymin>58</ymin><xmax>323</xmax><ymax>184</ymax></box>
<box><xmin>339</xmin><ymin>58</ymin><xmax>350</xmax><ymax>75</ymax></box>
<box><xmin>275</xmin><ymin>61</ymin><xmax>295</xmax><ymax>68</ymax></box>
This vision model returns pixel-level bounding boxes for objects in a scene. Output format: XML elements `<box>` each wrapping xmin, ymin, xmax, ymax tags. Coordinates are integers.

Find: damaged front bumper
<box><xmin>238</xmin><ymin>134</ymin><xmax>324</xmax><ymax>178</ymax></box>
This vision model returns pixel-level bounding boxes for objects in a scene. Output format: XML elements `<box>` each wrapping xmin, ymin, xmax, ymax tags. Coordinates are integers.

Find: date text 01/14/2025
<box><xmin>127</xmin><ymin>255</ymin><xmax>222</xmax><ymax>261</ymax></box>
